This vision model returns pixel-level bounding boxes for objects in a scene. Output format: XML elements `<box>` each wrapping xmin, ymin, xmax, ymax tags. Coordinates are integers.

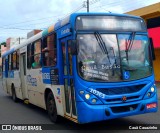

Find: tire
<box><xmin>47</xmin><ymin>92</ymin><xmax>59</xmax><ymax>123</ymax></box>
<box><xmin>12</xmin><ymin>86</ymin><xmax>18</xmax><ymax>102</ymax></box>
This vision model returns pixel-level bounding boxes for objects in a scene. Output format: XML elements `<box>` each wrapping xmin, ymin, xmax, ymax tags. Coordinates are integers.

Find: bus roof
<box><xmin>42</xmin><ymin>12</ymin><xmax>142</xmax><ymax>36</ymax></box>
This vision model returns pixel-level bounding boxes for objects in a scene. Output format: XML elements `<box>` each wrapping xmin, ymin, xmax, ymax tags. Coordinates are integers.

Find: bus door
<box><xmin>20</xmin><ymin>53</ymin><xmax>28</xmax><ymax>100</ymax></box>
<box><xmin>61</xmin><ymin>38</ymin><xmax>77</xmax><ymax>119</ymax></box>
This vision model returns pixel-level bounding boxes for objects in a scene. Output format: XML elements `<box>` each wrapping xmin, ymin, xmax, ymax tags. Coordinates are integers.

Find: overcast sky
<box><xmin>0</xmin><ymin>0</ymin><xmax>160</xmax><ymax>43</ymax></box>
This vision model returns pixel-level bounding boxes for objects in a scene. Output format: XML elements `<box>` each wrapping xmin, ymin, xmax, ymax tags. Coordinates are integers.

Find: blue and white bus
<box><xmin>2</xmin><ymin>13</ymin><xmax>158</xmax><ymax>124</ymax></box>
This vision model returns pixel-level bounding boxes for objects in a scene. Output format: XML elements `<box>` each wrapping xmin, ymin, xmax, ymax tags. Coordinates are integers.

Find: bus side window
<box><xmin>12</xmin><ymin>52</ymin><xmax>17</xmax><ymax>70</ymax></box>
<box><xmin>42</xmin><ymin>33</ymin><xmax>57</xmax><ymax>67</ymax></box>
<box><xmin>32</xmin><ymin>40</ymin><xmax>42</xmax><ymax>69</ymax></box>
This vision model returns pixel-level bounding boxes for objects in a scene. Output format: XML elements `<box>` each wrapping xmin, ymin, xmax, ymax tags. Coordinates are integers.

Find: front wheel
<box><xmin>47</xmin><ymin>92</ymin><xmax>59</xmax><ymax>123</ymax></box>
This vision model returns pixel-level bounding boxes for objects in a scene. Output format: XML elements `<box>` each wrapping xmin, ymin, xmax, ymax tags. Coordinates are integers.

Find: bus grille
<box><xmin>111</xmin><ymin>104</ymin><xmax>138</xmax><ymax>113</ymax></box>
<box><xmin>106</xmin><ymin>96</ymin><xmax>140</xmax><ymax>102</ymax></box>
<box><xmin>96</xmin><ymin>84</ymin><xmax>145</xmax><ymax>95</ymax></box>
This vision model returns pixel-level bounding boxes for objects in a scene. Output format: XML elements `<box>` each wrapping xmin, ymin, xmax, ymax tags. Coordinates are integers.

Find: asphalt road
<box><xmin>0</xmin><ymin>80</ymin><xmax>160</xmax><ymax>133</ymax></box>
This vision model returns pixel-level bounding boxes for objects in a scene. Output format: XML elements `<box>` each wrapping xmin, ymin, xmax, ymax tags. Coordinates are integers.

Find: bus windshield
<box><xmin>77</xmin><ymin>34</ymin><xmax>152</xmax><ymax>82</ymax></box>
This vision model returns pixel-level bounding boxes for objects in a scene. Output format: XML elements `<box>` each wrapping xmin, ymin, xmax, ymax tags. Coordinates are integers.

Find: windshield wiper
<box><xmin>125</xmin><ymin>32</ymin><xmax>135</xmax><ymax>61</ymax></box>
<box><xmin>94</xmin><ymin>32</ymin><xmax>111</xmax><ymax>64</ymax></box>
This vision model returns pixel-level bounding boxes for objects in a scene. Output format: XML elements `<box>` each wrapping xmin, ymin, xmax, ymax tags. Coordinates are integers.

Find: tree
<box><xmin>0</xmin><ymin>42</ymin><xmax>6</xmax><ymax>46</ymax></box>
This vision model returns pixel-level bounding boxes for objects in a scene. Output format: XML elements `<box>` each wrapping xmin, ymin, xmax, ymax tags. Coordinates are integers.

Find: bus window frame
<box><xmin>27</xmin><ymin>43</ymin><xmax>32</xmax><ymax>69</ymax></box>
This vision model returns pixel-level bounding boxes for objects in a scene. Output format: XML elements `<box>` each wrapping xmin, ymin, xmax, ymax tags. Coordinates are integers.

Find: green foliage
<box><xmin>0</xmin><ymin>42</ymin><xmax>6</xmax><ymax>46</ymax></box>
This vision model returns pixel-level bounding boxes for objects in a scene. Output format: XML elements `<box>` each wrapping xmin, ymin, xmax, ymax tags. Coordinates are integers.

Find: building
<box><xmin>27</xmin><ymin>30</ymin><xmax>42</xmax><ymax>39</ymax></box>
<box><xmin>0</xmin><ymin>37</ymin><xmax>26</xmax><ymax>68</ymax></box>
<box><xmin>6</xmin><ymin>37</ymin><xmax>26</xmax><ymax>50</ymax></box>
<box><xmin>0</xmin><ymin>45</ymin><xmax>7</xmax><ymax>66</ymax></box>
<box><xmin>0</xmin><ymin>30</ymin><xmax>41</xmax><ymax>77</ymax></box>
<box><xmin>126</xmin><ymin>2</ymin><xmax>160</xmax><ymax>82</ymax></box>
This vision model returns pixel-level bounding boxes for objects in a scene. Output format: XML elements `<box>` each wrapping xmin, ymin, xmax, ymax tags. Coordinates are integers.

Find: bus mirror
<box><xmin>149</xmin><ymin>38</ymin><xmax>156</xmax><ymax>60</ymax></box>
<box><xmin>68</xmin><ymin>40</ymin><xmax>78</xmax><ymax>55</ymax></box>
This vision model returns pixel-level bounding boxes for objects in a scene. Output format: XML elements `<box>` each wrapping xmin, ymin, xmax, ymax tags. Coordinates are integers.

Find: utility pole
<box><xmin>87</xmin><ymin>0</ymin><xmax>89</xmax><ymax>12</ymax></box>
<box><xmin>19</xmin><ymin>37</ymin><xmax>20</xmax><ymax>44</ymax></box>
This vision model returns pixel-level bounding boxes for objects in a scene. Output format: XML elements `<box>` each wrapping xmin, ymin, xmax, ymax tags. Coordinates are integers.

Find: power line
<box><xmin>0</xmin><ymin>4</ymin><xmax>84</xmax><ymax>31</ymax></box>
<box><xmin>91</xmin><ymin>0</ymin><xmax>156</xmax><ymax>13</ymax></box>
<box><xmin>0</xmin><ymin>14</ymin><xmax>65</xmax><ymax>28</ymax></box>
<box><xmin>2</xmin><ymin>19</ymin><xmax>54</xmax><ymax>29</ymax></box>
<box><xmin>0</xmin><ymin>3</ymin><xmax>84</xmax><ymax>28</ymax></box>
<box><xmin>3</xmin><ymin>0</ymin><xmax>156</xmax><ymax>33</ymax></box>
<box><xmin>90</xmin><ymin>0</ymin><xmax>100</xmax><ymax>5</ymax></box>
<box><xmin>58</xmin><ymin>5</ymin><xmax>83</xmax><ymax>20</ymax></box>
<box><xmin>0</xmin><ymin>27</ymin><xmax>36</xmax><ymax>30</ymax></box>
<box><xmin>83</xmin><ymin>0</ymin><xmax>100</xmax><ymax>12</ymax></box>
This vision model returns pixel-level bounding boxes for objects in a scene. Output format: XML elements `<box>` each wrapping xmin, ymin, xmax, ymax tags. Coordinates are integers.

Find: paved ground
<box><xmin>0</xmin><ymin>80</ymin><xmax>159</xmax><ymax>133</ymax></box>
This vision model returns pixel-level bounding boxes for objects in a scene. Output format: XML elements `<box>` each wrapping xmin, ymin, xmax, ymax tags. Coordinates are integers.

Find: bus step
<box><xmin>64</xmin><ymin>114</ymin><xmax>78</xmax><ymax>123</ymax></box>
<box><xmin>24</xmin><ymin>99</ymin><xmax>29</xmax><ymax>104</ymax></box>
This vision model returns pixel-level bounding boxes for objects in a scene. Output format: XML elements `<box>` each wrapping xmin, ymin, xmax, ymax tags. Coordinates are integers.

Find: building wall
<box><xmin>6</xmin><ymin>37</ymin><xmax>26</xmax><ymax>49</ymax></box>
<box><xmin>153</xmin><ymin>49</ymin><xmax>160</xmax><ymax>81</ymax></box>
<box><xmin>148</xmin><ymin>27</ymin><xmax>160</xmax><ymax>48</ymax></box>
<box><xmin>0</xmin><ymin>45</ymin><xmax>7</xmax><ymax>66</ymax></box>
<box><xmin>0</xmin><ymin>37</ymin><xmax>26</xmax><ymax>67</ymax></box>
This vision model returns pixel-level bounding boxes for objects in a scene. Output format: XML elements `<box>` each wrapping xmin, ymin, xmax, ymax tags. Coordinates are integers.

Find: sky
<box><xmin>0</xmin><ymin>0</ymin><xmax>160</xmax><ymax>43</ymax></box>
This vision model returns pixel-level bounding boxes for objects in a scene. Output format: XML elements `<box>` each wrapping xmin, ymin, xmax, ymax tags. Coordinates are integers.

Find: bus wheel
<box><xmin>12</xmin><ymin>85</ymin><xmax>18</xmax><ymax>102</ymax></box>
<box><xmin>47</xmin><ymin>92</ymin><xmax>58</xmax><ymax>123</ymax></box>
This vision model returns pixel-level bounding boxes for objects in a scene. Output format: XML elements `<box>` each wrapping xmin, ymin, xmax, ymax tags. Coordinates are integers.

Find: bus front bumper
<box><xmin>76</xmin><ymin>93</ymin><xmax>158</xmax><ymax>124</ymax></box>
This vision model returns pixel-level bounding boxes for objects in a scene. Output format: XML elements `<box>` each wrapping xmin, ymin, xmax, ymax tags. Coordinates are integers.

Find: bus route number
<box><xmin>90</xmin><ymin>88</ymin><xmax>105</xmax><ymax>98</ymax></box>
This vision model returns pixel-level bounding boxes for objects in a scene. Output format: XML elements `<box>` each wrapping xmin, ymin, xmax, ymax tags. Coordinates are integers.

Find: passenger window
<box><xmin>9</xmin><ymin>51</ymin><xmax>20</xmax><ymax>70</ymax></box>
<box><xmin>12</xmin><ymin>52</ymin><xmax>17</xmax><ymax>70</ymax></box>
<box><xmin>42</xmin><ymin>34</ymin><xmax>57</xmax><ymax>67</ymax></box>
<box><xmin>32</xmin><ymin>40</ymin><xmax>42</xmax><ymax>69</ymax></box>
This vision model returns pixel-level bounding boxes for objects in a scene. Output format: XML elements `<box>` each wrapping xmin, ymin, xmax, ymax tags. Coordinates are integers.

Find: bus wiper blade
<box><xmin>94</xmin><ymin>32</ymin><xmax>105</xmax><ymax>54</ymax></box>
<box><xmin>128</xmin><ymin>32</ymin><xmax>135</xmax><ymax>51</ymax></box>
<box><xmin>125</xmin><ymin>32</ymin><xmax>136</xmax><ymax>61</ymax></box>
<box><xmin>94</xmin><ymin>32</ymin><xmax>111</xmax><ymax>64</ymax></box>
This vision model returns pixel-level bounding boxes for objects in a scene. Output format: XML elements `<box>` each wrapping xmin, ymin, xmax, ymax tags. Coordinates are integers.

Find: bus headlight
<box><xmin>79</xmin><ymin>90</ymin><xmax>103</xmax><ymax>105</ymax></box>
<box><xmin>147</xmin><ymin>92</ymin><xmax>151</xmax><ymax>97</ymax></box>
<box><xmin>91</xmin><ymin>98</ymin><xmax>97</xmax><ymax>103</ymax></box>
<box><xmin>80</xmin><ymin>90</ymin><xmax>84</xmax><ymax>94</ymax></box>
<box><xmin>144</xmin><ymin>86</ymin><xmax>156</xmax><ymax>99</ymax></box>
<box><xmin>85</xmin><ymin>94</ymin><xmax>90</xmax><ymax>100</ymax></box>
<box><xmin>151</xmin><ymin>87</ymin><xmax>155</xmax><ymax>92</ymax></box>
